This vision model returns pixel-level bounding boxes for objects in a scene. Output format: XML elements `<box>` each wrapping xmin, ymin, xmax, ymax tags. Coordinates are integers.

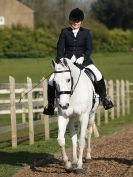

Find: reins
<box><xmin>71</xmin><ymin>68</ymin><xmax>81</xmax><ymax>94</ymax></box>
<box><xmin>19</xmin><ymin>64</ymin><xmax>82</xmax><ymax>103</ymax></box>
<box><xmin>19</xmin><ymin>72</ymin><xmax>53</xmax><ymax>103</ymax></box>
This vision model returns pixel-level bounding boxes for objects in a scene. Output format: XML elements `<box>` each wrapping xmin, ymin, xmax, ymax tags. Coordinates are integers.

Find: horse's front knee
<box><xmin>78</xmin><ymin>138</ymin><xmax>85</xmax><ymax>148</ymax></box>
<box><xmin>57</xmin><ymin>137</ymin><xmax>65</xmax><ymax>147</ymax></box>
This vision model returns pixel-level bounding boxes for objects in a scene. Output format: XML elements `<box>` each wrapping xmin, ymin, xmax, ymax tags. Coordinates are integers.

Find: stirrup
<box><xmin>43</xmin><ymin>104</ymin><xmax>55</xmax><ymax>115</ymax></box>
<box><xmin>102</xmin><ymin>98</ymin><xmax>114</xmax><ymax>110</ymax></box>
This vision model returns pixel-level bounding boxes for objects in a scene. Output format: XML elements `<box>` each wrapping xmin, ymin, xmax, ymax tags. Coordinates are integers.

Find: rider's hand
<box><xmin>59</xmin><ymin>58</ymin><xmax>64</xmax><ymax>62</ymax></box>
<box><xmin>56</xmin><ymin>58</ymin><xmax>63</xmax><ymax>63</ymax></box>
<box><xmin>75</xmin><ymin>57</ymin><xmax>84</xmax><ymax>64</ymax></box>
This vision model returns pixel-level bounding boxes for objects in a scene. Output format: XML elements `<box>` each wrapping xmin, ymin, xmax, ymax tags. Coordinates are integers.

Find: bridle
<box><xmin>54</xmin><ymin>68</ymin><xmax>81</xmax><ymax>97</ymax></box>
<box><xmin>54</xmin><ymin>69</ymin><xmax>73</xmax><ymax>96</ymax></box>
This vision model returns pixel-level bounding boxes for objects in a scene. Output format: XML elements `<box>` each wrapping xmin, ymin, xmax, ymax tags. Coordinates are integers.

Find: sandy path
<box><xmin>14</xmin><ymin>125</ymin><xmax>133</xmax><ymax>177</ymax></box>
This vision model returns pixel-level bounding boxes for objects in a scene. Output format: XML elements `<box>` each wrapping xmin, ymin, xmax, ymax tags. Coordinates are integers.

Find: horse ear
<box><xmin>62</xmin><ymin>58</ymin><xmax>68</xmax><ymax>67</ymax></box>
<box><xmin>52</xmin><ymin>59</ymin><xmax>56</xmax><ymax>68</ymax></box>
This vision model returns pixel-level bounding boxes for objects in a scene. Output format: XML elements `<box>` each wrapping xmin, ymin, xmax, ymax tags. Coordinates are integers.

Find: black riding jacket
<box><xmin>56</xmin><ymin>27</ymin><xmax>93</xmax><ymax>66</ymax></box>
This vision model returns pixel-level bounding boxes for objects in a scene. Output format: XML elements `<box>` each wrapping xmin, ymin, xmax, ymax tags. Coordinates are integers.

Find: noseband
<box><xmin>54</xmin><ymin>69</ymin><xmax>73</xmax><ymax>96</ymax></box>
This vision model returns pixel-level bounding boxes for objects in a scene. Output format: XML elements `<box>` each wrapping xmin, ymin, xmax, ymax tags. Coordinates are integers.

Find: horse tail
<box><xmin>92</xmin><ymin>123</ymin><xmax>99</xmax><ymax>138</ymax></box>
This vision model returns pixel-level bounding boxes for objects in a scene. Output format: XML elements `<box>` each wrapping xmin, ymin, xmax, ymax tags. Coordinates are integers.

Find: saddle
<box><xmin>74</xmin><ymin>63</ymin><xmax>99</xmax><ymax>94</ymax></box>
<box><xmin>74</xmin><ymin>63</ymin><xmax>100</xmax><ymax>109</ymax></box>
<box><xmin>84</xmin><ymin>68</ymin><xmax>99</xmax><ymax>94</ymax></box>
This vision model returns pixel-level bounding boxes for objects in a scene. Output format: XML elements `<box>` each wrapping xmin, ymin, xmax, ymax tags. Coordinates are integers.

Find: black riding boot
<box><xmin>43</xmin><ymin>84</ymin><xmax>55</xmax><ymax>115</ymax></box>
<box><xmin>96</xmin><ymin>77</ymin><xmax>114</xmax><ymax>110</ymax></box>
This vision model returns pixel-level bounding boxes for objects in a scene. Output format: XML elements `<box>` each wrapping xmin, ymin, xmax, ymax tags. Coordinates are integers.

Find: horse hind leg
<box><xmin>85</xmin><ymin>113</ymin><xmax>99</xmax><ymax>162</ymax></box>
<box><xmin>85</xmin><ymin>124</ymin><xmax>93</xmax><ymax>162</ymax></box>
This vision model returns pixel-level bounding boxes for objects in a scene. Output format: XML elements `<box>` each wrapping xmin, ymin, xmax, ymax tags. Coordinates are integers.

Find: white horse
<box><xmin>52</xmin><ymin>58</ymin><xmax>100</xmax><ymax>174</ymax></box>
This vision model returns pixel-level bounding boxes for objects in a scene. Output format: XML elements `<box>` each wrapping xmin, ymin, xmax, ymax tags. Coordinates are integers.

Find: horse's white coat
<box><xmin>53</xmin><ymin>58</ymin><xmax>99</xmax><ymax>171</ymax></box>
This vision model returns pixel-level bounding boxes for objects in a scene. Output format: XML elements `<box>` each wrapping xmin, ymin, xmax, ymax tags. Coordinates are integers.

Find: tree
<box><xmin>91</xmin><ymin>0</ymin><xmax>133</xmax><ymax>30</ymax></box>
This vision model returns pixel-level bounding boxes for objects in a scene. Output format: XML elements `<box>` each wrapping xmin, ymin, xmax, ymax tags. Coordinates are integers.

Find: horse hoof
<box><xmin>65</xmin><ymin>161</ymin><xmax>73</xmax><ymax>173</ymax></box>
<box><xmin>65</xmin><ymin>168</ymin><xmax>73</xmax><ymax>173</ymax></box>
<box><xmin>73</xmin><ymin>168</ymin><xmax>84</xmax><ymax>174</ymax></box>
<box><xmin>85</xmin><ymin>158</ymin><xmax>92</xmax><ymax>163</ymax></box>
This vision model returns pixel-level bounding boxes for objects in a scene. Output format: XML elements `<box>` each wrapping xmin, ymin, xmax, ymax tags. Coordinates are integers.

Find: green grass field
<box><xmin>0</xmin><ymin>57</ymin><xmax>52</xmax><ymax>83</ymax></box>
<box><xmin>0</xmin><ymin>52</ymin><xmax>133</xmax><ymax>177</ymax></box>
<box><xmin>0</xmin><ymin>52</ymin><xmax>133</xmax><ymax>83</ymax></box>
<box><xmin>93</xmin><ymin>52</ymin><xmax>133</xmax><ymax>82</ymax></box>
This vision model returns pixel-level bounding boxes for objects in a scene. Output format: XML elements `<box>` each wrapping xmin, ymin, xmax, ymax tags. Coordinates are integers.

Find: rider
<box><xmin>43</xmin><ymin>8</ymin><xmax>113</xmax><ymax>115</ymax></box>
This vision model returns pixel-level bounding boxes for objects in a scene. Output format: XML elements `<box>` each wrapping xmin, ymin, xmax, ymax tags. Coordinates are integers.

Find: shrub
<box><xmin>33</xmin><ymin>28</ymin><xmax>57</xmax><ymax>57</ymax></box>
<box><xmin>84</xmin><ymin>18</ymin><xmax>132</xmax><ymax>52</ymax></box>
<box><xmin>0</xmin><ymin>24</ymin><xmax>133</xmax><ymax>58</ymax></box>
<box><xmin>84</xmin><ymin>19</ymin><xmax>110</xmax><ymax>52</ymax></box>
<box><xmin>108</xmin><ymin>29</ymin><xmax>132</xmax><ymax>52</ymax></box>
<box><xmin>4</xmin><ymin>26</ymin><xmax>34</xmax><ymax>58</ymax></box>
<box><xmin>2</xmin><ymin>26</ymin><xmax>57</xmax><ymax>58</ymax></box>
<box><xmin>0</xmin><ymin>28</ymin><xmax>11</xmax><ymax>57</ymax></box>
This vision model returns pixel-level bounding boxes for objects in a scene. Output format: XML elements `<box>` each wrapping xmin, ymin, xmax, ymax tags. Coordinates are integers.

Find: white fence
<box><xmin>0</xmin><ymin>76</ymin><xmax>49</xmax><ymax>148</ymax></box>
<box><xmin>0</xmin><ymin>76</ymin><xmax>132</xmax><ymax>148</ymax></box>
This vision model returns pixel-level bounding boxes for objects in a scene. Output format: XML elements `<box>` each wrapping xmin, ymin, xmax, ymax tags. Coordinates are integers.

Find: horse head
<box><xmin>52</xmin><ymin>58</ymin><xmax>73</xmax><ymax>111</ymax></box>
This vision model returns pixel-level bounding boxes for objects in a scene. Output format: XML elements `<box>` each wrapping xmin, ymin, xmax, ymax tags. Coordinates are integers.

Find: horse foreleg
<box><xmin>76</xmin><ymin>113</ymin><xmax>89</xmax><ymax>172</ymax></box>
<box><xmin>67</xmin><ymin>120</ymin><xmax>78</xmax><ymax>165</ymax></box>
<box><xmin>57</xmin><ymin>115</ymin><xmax>72</xmax><ymax>170</ymax></box>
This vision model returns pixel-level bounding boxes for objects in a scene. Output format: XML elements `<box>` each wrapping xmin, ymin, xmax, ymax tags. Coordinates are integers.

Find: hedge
<box><xmin>0</xmin><ymin>25</ymin><xmax>133</xmax><ymax>58</ymax></box>
<box><xmin>85</xmin><ymin>20</ymin><xmax>133</xmax><ymax>52</ymax></box>
<box><xmin>107</xmin><ymin>29</ymin><xmax>132</xmax><ymax>52</ymax></box>
<box><xmin>0</xmin><ymin>26</ymin><xmax>57</xmax><ymax>58</ymax></box>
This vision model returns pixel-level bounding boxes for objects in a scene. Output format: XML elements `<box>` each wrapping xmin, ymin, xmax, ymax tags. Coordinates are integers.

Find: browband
<box><xmin>54</xmin><ymin>70</ymin><xmax>70</xmax><ymax>73</ymax></box>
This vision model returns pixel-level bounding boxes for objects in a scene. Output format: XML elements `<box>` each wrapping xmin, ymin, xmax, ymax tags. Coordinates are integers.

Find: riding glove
<box><xmin>75</xmin><ymin>57</ymin><xmax>84</xmax><ymax>64</ymax></box>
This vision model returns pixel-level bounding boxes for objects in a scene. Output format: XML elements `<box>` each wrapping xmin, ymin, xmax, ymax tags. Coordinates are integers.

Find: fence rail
<box><xmin>0</xmin><ymin>76</ymin><xmax>132</xmax><ymax>148</ymax></box>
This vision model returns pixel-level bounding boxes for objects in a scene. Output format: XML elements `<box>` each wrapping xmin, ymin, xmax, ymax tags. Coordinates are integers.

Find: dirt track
<box><xmin>14</xmin><ymin>125</ymin><xmax>133</xmax><ymax>177</ymax></box>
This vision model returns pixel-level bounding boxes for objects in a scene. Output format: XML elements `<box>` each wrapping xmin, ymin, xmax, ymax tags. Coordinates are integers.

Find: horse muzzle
<box><xmin>59</xmin><ymin>103</ymin><xmax>69</xmax><ymax>110</ymax></box>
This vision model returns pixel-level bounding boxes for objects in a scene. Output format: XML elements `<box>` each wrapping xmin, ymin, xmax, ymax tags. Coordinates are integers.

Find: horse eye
<box><xmin>67</xmin><ymin>79</ymin><xmax>70</xmax><ymax>83</ymax></box>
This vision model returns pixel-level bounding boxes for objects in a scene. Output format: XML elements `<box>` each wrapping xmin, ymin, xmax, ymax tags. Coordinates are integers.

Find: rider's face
<box><xmin>69</xmin><ymin>20</ymin><xmax>82</xmax><ymax>29</ymax></box>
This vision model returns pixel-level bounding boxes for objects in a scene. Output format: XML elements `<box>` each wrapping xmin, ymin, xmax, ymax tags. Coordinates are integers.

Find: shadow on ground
<box><xmin>0</xmin><ymin>151</ymin><xmax>55</xmax><ymax>168</ymax></box>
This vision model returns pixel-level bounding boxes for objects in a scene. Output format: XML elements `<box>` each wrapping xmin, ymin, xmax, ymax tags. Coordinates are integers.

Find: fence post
<box><xmin>116</xmin><ymin>80</ymin><xmax>120</xmax><ymax>118</ymax></box>
<box><xmin>9</xmin><ymin>76</ymin><xmax>17</xmax><ymax>148</ymax></box>
<box><xmin>21</xmin><ymin>90</ymin><xmax>26</xmax><ymax>123</ymax></box>
<box><xmin>104</xmin><ymin>80</ymin><xmax>108</xmax><ymax>123</ymax></box>
<box><xmin>27</xmin><ymin>77</ymin><xmax>34</xmax><ymax>145</ymax></box>
<box><xmin>42</xmin><ymin>78</ymin><xmax>50</xmax><ymax>140</ymax></box>
<box><xmin>126</xmin><ymin>80</ymin><xmax>130</xmax><ymax>115</ymax></box>
<box><xmin>108</xmin><ymin>80</ymin><xmax>114</xmax><ymax>120</ymax></box>
<box><xmin>121</xmin><ymin>80</ymin><xmax>125</xmax><ymax>117</ymax></box>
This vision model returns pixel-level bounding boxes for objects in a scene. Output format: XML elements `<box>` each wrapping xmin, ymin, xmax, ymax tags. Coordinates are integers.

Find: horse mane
<box><xmin>54</xmin><ymin>58</ymin><xmax>94</xmax><ymax>116</ymax></box>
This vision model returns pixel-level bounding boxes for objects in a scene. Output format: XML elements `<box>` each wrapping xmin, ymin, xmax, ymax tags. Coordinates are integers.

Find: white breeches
<box><xmin>86</xmin><ymin>64</ymin><xmax>102</xmax><ymax>81</ymax></box>
<box><xmin>49</xmin><ymin>73</ymin><xmax>55</xmax><ymax>86</ymax></box>
<box><xmin>48</xmin><ymin>64</ymin><xmax>102</xmax><ymax>86</ymax></box>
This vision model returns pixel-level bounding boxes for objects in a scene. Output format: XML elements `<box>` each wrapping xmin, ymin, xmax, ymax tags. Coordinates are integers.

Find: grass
<box><xmin>1</xmin><ymin>52</ymin><xmax>133</xmax><ymax>127</ymax></box>
<box><xmin>0</xmin><ymin>110</ymin><xmax>133</xmax><ymax>177</ymax></box>
<box><xmin>0</xmin><ymin>57</ymin><xmax>52</xmax><ymax>83</ymax></box>
<box><xmin>98</xmin><ymin>111</ymin><xmax>133</xmax><ymax>137</ymax></box>
<box><xmin>0</xmin><ymin>52</ymin><xmax>133</xmax><ymax>82</ymax></box>
<box><xmin>0</xmin><ymin>52</ymin><xmax>133</xmax><ymax>176</ymax></box>
<box><xmin>93</xmin><ymin>52</ymin><xmax>133</xmax><ymax>82</ymax></box>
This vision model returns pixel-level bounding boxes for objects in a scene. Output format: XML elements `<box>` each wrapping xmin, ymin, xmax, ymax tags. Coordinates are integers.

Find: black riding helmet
<box><xmin>69</xmin><ymin>8</ymin><xmax>84</xmax><ymax>22</ymax></box>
